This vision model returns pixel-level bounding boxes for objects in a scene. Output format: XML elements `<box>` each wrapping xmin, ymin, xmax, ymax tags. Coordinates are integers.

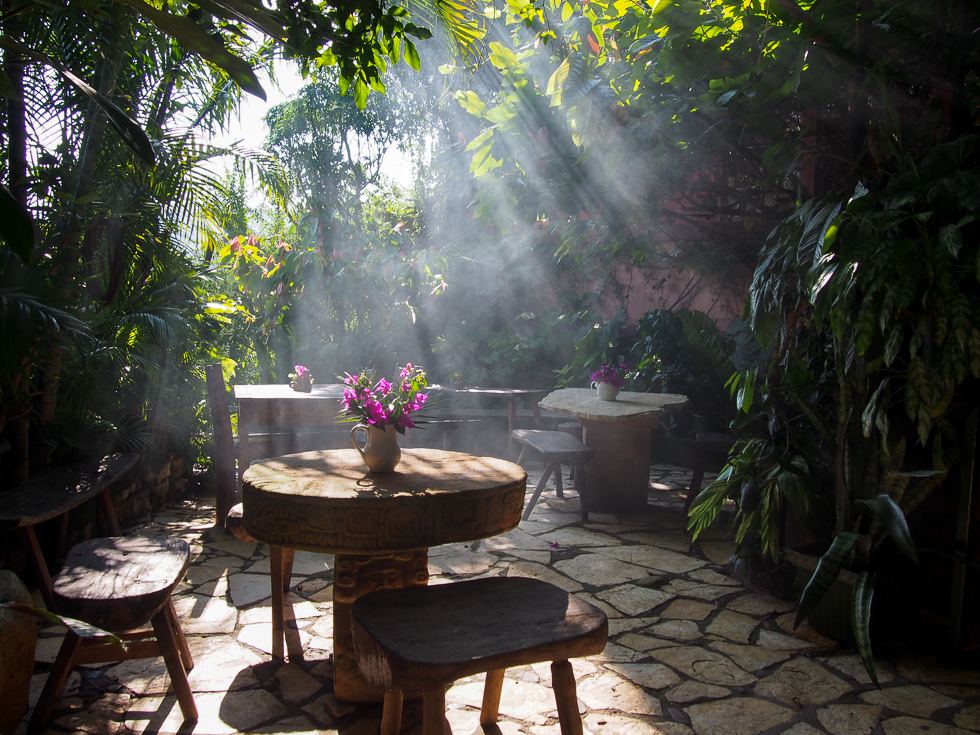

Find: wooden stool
<box><xmin>351</xmin><ymin>576</ymin><xmax>608</xmax><ymax>735</ymax></box>
<box><xmin>29</xmin><ymin>536</ymin><xmax>197</xmax><ymax>732</ymax></box>
<box><xmin>511</xmin><ymin>429</ymin><xmax>595</xmax><ymax>521</ymax></box>
<box><xmin>685</xmin><ymin>432</ymin><xmax>736</xmax><ymax>512</ymax></box>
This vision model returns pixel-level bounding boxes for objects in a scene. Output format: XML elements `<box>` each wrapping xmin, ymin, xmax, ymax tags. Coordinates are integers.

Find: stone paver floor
<box><xmin>19</xmin><ymin>462</ymin><xmax>980</xmax><ymax>735</ymax></box>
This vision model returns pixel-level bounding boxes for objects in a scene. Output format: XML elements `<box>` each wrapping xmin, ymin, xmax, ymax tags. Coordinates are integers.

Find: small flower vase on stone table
<box><xmin>350</xmin><ymin>424</ymin><xmax>401</xmax><ymax>472</ymax></box>
<box><xmin>595</xmin><ymin>382</ymin><xmax>620</xmax><ymax>401</ymax></box>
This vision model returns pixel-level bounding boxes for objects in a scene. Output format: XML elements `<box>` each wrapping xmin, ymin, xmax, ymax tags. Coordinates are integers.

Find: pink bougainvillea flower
<box><xmin>366</xmin><ymin>400</ymin><xmax>388</xmax><ymax>425</ymax></box>
<box><xmin>378</xmin><ymin>378</ymin><xmax>393</xmax><ymax>394</ymax></box>
<box><xmin>550</xmin><ymin>542</ymin><xmax>560</xmax><ymax>549</ymax></box>
<box><xmin>294</xmin><ymin>365</ymin><xmax>308</xmax><ymax>378</ymax></box>
<box><xmin>400</xmin><ymin>363</ymin><xmax>413</xmax><ymax>379</ymax></box>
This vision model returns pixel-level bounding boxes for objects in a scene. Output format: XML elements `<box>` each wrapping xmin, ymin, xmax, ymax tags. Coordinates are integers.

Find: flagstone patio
<box><xmin>20</xmin><ymin>462</ymin><xmax>980</xmax><ymax>735</ymax></box>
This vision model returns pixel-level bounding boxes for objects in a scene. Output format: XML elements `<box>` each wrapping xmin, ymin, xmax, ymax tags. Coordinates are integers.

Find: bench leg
<box><xmin>151</xmin><ymin>607</ymin><xmax>198</xmax><ymax>722</ymax></box>
<box><xmin>165</xmin><ymin>598</ymin><xmax>194</xmax><ymax>672</ymax></box>
<box><xmin>380</xmin><ymin>692</ymin><xmax>403</xmax><ymax>735</ymax></box>
<box><xmin>522</xmin><ymin>462</ymin><xmax>557</xmax><ymax>521</ymax></box>
<box><xmin>481</xmin><ymin>668</ymin><xmax>506</xmax><ymax>725</ymax></box>
<box><xmin>423</xmin><ymin>686</ymin><xmax>447</xmax><ymax>735</ymax></box>
<box><xmin>516</xmin><ymin>446</ymin><xmax>527</xmax><ymax>466</ymax></box>
<box><xmin>576</xmin><ymin>465</ymin><xmax>589</xmax><ymax>523</ymax></box>
<box><xmin>28</xmin><ymin>630</ymin><xmax>82</xmax><ymax>733</ymax></box>
<box><xmin>554</xmin><ymin>464</ymin><xmax>564</xmax><ymax>499</ymax></box>
<box><xmin>551</xmin><ymin>659</ymin><xmax>583</xmax><ymax>735</ymax></box>
<box><xmin>20</xmin><ymin>526</ymin><xmax>55</xmax><ymax>611</ymax></box>
<box><xmin>270</xmin><ymin>545</ymin><xmax>286</xmax><ymax>660</ymax></box>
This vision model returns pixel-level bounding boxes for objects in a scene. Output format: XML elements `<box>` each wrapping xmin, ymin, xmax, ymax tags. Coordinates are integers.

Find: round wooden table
<box><xmin>539</xmin><ymin>389</ymin><xmax>688</xmax><ymax>512</ymax></box>
<box><xmin>242</xmin><ymin>448</ymin><xmax>527</xmax><ymax>702</ymax></box>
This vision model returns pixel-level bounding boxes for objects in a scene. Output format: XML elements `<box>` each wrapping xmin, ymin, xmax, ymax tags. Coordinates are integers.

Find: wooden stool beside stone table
<box><xmin>351</xmin><ymin>576</ymin><xmax>608</xmax><ymax>735</ymax></box>
<box><xmin>241</xmin><ymin>448</ymin><xmax>527</xmax><ymax>702</ymax></box>
<box><xmin>511</xmin><ymin>428</ymin><xmax>595</xmax><ymax>521</ymax></box>
<box><xmin>538</xmin><ymin>389</ymin><xmax>688</xmax><ymax>513</ymax></box>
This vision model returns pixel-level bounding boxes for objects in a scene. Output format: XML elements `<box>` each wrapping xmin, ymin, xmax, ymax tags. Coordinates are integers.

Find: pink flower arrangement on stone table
<box><xmin>339</xmin><ymin>364</ymin><xmax>429</xmax><ymax>433</ymax></box>
<box><xmin>590</xmin><ymin>362</ymin><xmax>627</xmax><ymax>389</ymax></box>
<box><xmin>289</xmin><ymin>365</ymin><xmax>313</xmax><ymax>392</ymax></box>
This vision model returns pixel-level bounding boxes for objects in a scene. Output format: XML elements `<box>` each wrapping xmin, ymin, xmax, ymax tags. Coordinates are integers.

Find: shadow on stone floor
<box><xmin>16</xmin><ymin>460</ymin><xmax>980</xmax><ymax>735</ymax></box>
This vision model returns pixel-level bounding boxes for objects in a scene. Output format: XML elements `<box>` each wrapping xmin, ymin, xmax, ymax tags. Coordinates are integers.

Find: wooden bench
<box><xmin>351</xmin><ymin>576</ymin><xmax>607</xmax><ymax>735</ymax></box>
<box><xmin>28</xmin><ymin>535</ymin><xmax>197</xmax><ymax>732</ymax></box>
<box><xmin>0</xmin><ymin>453</ymin><xmax>138</xmax><ymax>610</ymax></box>
<box><xmin>511</xmin><ymin>429</ymin><xmax>596</xmax><ymax>521</ymax></box>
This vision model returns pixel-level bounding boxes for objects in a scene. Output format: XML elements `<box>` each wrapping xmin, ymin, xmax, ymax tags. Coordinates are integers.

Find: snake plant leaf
<box><xmin>854</xmin><ymin>494</ymin><xmax>918</xmax><ymax>562</ymax></box>
<box><xmin>795</xmin><ymin>531</ymin><xmax>860</xmax><ymax>629</ymax></box>
<box><xmin>0</xmin><ymin>602</ymin><xmax>125</xmax><ymax>648</ymax></box>
<box><xmin>0</xmin><ymin>184</ymin><xmax>35</xmax><ymax>262</ymax></box>
<box><xmin>852</xmin><ymin>571</ymin><xmax>879</xmax><ymax>687</ymax></box>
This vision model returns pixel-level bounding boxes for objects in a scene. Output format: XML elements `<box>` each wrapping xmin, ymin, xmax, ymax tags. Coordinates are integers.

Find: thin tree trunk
<box><xmin>5</xmin><ymin>16</ymin><xmax>26</xmax><ymax>207</ymax></box>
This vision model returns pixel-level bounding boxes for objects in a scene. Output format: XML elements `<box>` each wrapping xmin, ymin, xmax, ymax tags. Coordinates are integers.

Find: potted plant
<box><xmin>591</xmin><ymin>361</ymin><xmax>627</xmax><ymax>401</ymax></box>
<box><xmin>289</xmin><ymin>365</ymin><xmax>314</xmax><ymax>392</ymax></box>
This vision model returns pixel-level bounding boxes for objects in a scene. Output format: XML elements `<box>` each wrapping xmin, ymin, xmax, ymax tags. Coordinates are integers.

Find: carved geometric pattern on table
<box><xmin>332</xmin><ymin>549</ymin><xmax>430</xmax><ymax>702</ymax></box>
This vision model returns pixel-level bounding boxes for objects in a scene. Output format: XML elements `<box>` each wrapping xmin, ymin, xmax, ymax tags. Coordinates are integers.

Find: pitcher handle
<box><xmin>350</xmin><ymin>425</ymin><xmax>368</xmax><ymax>459</ymax></box>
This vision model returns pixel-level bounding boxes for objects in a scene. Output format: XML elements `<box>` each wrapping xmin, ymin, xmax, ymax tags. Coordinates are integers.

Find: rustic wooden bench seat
<box><xmin>511</xmin><ymin>429</ymin><xmax>596</xmax><ymax>521</ymax></box>
<box><xmin>0</xmin><ymin>453</ymin><xmax>138</xmax><ymax>609</ymax></box>
<box><xmin>351</xmin><ymin>576</ymin><xmax>607</xmax><ymax>735</ymax></box>
<box><xmin>29</xmin><ymin>535</ymin><xmax>196</xmax><ymax>732</ymax></box>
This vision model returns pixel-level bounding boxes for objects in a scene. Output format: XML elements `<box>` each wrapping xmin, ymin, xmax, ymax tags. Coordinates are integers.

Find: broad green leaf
<box><xmin>404</xmin><ymin>39</ymin><xmax>421</xmax><ymax>70</ymax></box>
<box><xmin>547</xmin><ymin>57</ymin><xmax>570</xmax><ymax>98</ymax></box>
<box><xmin>795</xmin><ymin>532</ymin><xmax>860</xmax><ymax>629</ymax></box>
<box><xmin>851</xmin><ymin>572</ymin><xmax>879</xmax><ymax>687</ymax></box>
<box><xmin>883</xmin><ymin>325</ymin><xmax>903</xmax><ymax>367</ymax></box>
<box><xmin>354</xmin><ymin>78</ymin><xmax>369</xmax><ymax>109</ymax></box>
<box><xmin>939</xmin><ymin>224</ymin><xmax>962</xmax><ymax>258</ymax></box>
<box><xmin>561</xmin><ymin>2</ymin><xmax>573</xmax><ymax>22</ymax></box>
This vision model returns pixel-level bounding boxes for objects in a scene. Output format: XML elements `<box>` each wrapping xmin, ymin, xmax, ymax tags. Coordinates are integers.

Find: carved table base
<box><xmin>271</xmin><ymin>548</ymin><xmax>430</xmax><ymax>702</ymax></box>
<box><xmin>332</xmin><ymin>550</ymin><xmax>429</xmax><ymax>702</ymax></box>
<box><xmin>579</xmin><ymin>415</ymin><xmax>659</xmax><ymax>512</ymax></box>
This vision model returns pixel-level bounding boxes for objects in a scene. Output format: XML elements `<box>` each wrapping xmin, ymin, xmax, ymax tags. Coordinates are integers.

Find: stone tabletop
<box><xmin>233</xmin><ymin>383</ymin><xmax>346</xmax><ymax>401</ymax></box>
<box><xmin>540</xmin><ymin>388</ymin><xmax>689</xmax><ymax>421</ymax></box>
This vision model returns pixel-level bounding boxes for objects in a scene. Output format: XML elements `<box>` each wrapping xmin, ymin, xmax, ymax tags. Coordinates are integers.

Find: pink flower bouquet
<box><xmin>590</xmin><ymin>362</ymin><xmax>627</xmax><ymax>389</ymax></box>
<box><xmin>339</xmin><ymin>364</ymin><xmax>429</xmax><ymax>434</ymax></box>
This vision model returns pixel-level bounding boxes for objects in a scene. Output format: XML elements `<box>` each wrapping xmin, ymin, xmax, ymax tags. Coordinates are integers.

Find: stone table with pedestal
<box><xmin>241</xmin><ymin>448</ymin><xmax>527</xmax><ymax>703</ymax></box>
<box><xmin>539</xmin><ymin>388</ymin><xmax>688</xmax><ymax>513</ymax></box>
